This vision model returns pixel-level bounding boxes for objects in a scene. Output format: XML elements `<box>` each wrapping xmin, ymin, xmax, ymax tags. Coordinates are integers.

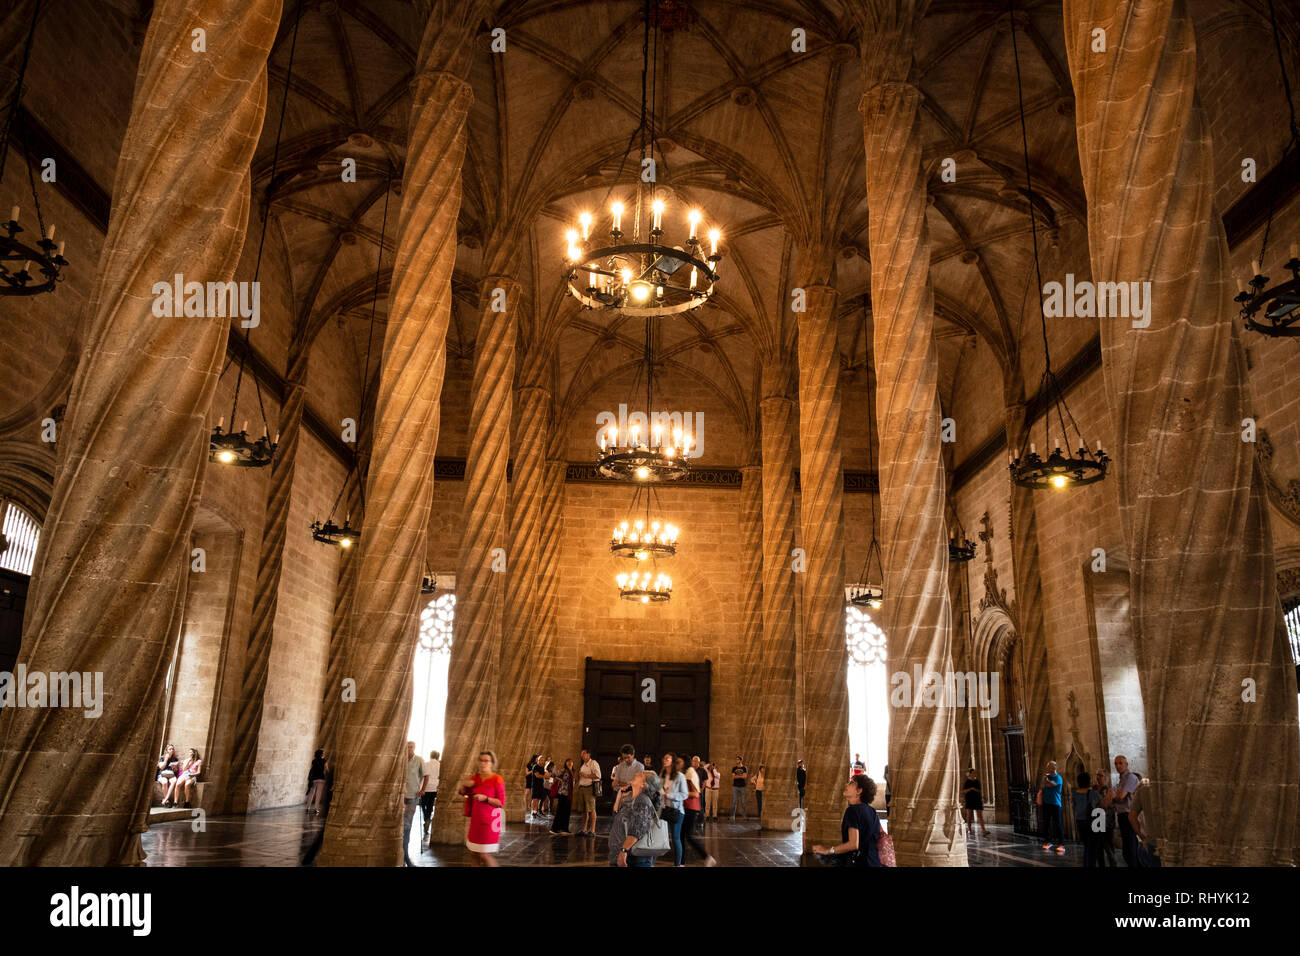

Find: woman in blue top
<box><xmin>813</xmin><ymin>774</ymin><xmax>882</xmax><ymax>867</ymax></box>
<box><xmin>659</xmin><ymin>752</ymin><xmax>689</xmax><ymax>866</ymax></box>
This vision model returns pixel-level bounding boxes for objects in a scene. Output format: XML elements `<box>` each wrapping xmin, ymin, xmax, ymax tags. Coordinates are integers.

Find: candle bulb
<box><xmin>273</xmin><ymin>432</ymin><xmax>280</xmax><ymax>445</ymax></box>
<box><xmin>611</xmin><ymin>201</ymin><xmax>624</xmax><ymax>232</ymax></box>
<box><xmin>578</xmin><ymin>212</ymin><xmax>592</xmax><ymax>241</ymax></box>
<box><xmin>688</xmin><ymin>209</ymin><xmax>701</xmax><ymax>239</ymax></box>
<box><xmin>1029</xmin><ymin>442</ymin><xmax>1036</xmax><ymax>455</ymax></box>
<box><xmin>46</xmin><ymin>224</ymin><xmax>55</xmax><ymax>240</ymax></box>
<box><xmin>8</xmin><ymin>205</ymin><xmax>17</xmax><ymax>224</ymax></box>
<box><xmin>707</xmin><ymin>228</ymin><xmax>720</xmax><ymax>256</ymax></box>
<box><xmin>218</xmin><ymin>416</ymin><xmax>225</xmax><ymax>429</ymax></box>
<box><xmin>651</xmin><ymin>198</ymin><xmax>665</xmax><ymax>231</ymax></box>
<box><xmin>56</xmin><ymin>241</ymin><xmax>65</xmax><ymax>257</ymax></box>
<box><xmin>689</xmin><ymin>266</ymin><xmax>697</xmax><ymax>289</ymax></box>
<box><xmin>21</xmin><ymin>260</ymin><xmax>30</xmax><ymax>274</ymax></box>
<box><xmin>241</xmin><ymin>420</ymin><xmax>248</xmax><ymax>434</ymax></box>
<box><xmin>590</xmin><ymin>271</ymin><xmax>598</xmax><ymax>289</ymax></box>
<box><xmin>1251</xmin><ymin>259</ymin><xmax>1262</xmax><ymax>277</ymax></box>
<box><xmin>1292</xmin><ymin>243</ymin><xmax>1299</xmax><ymax>260</ymax></box>
<box><xmin>1237</xmin><ymin>277</ymin><xmax>1246</xmax><ymax>293</ymax></box>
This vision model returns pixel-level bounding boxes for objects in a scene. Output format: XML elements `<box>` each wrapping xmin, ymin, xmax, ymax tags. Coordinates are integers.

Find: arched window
<box><xmin>407</xmin><ymin>592</ymin><xmax>454</xmax><ymax>755</ymax></box>
<box><xmin>0</xmin><ymin>500</ymin><xmax>40</xmax><ymax>576</ymax></box>
<box><xmin>845</xmin><ymin>605</ymin><xmax>889</xmax><ymax>780</ymax></box>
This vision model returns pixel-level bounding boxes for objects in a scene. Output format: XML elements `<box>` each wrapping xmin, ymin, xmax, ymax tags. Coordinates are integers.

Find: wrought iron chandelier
<box><xmin>610</xmin><ymin>484</ymin><xmax>679</xmax><ymax>560</ymax></box>
<box><xmin>1</xmin><ymin>0</ymin><xmax>69</xmax><ymax>297</ymax></box>
<box><xmin>210</xmin><ymin>3</ymin><xmax>303</xmax><ymax>468</ymax></box>
<box><xmin>310</xmin><ymin>516</ymin><xmax>358</xmax><ymax>548</ymax></box>
<box><xmin>948</xmin><ymin>526</ymin><xmax>976</xmax><ymax>564</ymax></box>
<box><xmin>1235</xmin><ymin>0</ymin><xmax>1299</xmax><ymax>337</ymax></box>
<box><xmin>562</xmin><ymin>0</ymin><xmax>721</xmax><ymax>317</ymax></box>
<box><xmin>850</xmin><ymin>307</ymin><xmax>885</xmax><ymax>611</ymax></box>
<box><xmin>617</xmin><ymin>568</ymin><xmax>672</xmax><ymax>604</ymax></box>
<box><xmin>1007</xmin><ymin>1</ymin><xmax>1108</xmax><ymax>491</ymax></box>
<box><xmin>596</xmin><ymin>319</ymin><xmax>695</xmax><ymax>481</ymax></box>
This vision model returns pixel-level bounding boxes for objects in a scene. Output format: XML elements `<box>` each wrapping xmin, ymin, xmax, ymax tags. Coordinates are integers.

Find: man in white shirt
<box><xmin>611</xmin><ymin>744</ymin><xmax>644</xmax><ymax>813</ymax></box>
<box><xmin>403</xmin><ymin>741</ymin><xmax>426</xmax><ymax>866</ymax></box>
<box><xmin>421</xmin><ymin>749</ymin><xmax>441</xmax><ymax>841</ymax></box>
<box><xmin>576</xmin><ymin>748</ymin><xmax>601</xmax><ymax>836</ymax></box>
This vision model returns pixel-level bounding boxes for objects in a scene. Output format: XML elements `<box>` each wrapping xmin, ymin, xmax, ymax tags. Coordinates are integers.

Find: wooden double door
<box><xmin>581</xmin><ymin>657</ymin><xmax>710</xmax><ymax>814</ymax></box>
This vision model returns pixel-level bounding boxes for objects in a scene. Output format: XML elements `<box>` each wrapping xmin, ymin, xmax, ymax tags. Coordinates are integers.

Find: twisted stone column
<box><xmin>537</xmin><ymin>456</ymin><xmax>566</xmax><ymax>739</ymax></box>
<box><xmin>498</xmin><ymin>361</ymin><xmax>550</xmax><ymax>821</ymax></box>
<box><xmin>0</xmin><ymin>0</ymin><xmax>280</xmax><ymax>866</ymax></box>
<box><xmin>225</xmin><ymin>337</ymin><xmax>309</xmax><ymax>812</ymax></box>
<box><xmin>1004</xmin><ymin>399</ymin><xmax>1056</xmax><ymax>780</ymax></box>
<box><xmin>796</xmin><ymin>285</ymin><xmax>852</xmax><ymax>847</ymax></box>
<box><xmin>430</xmin><ymin>274</ymin><xmax>518</xmax><ymax>844</ymax></box>
<box><xmin>737</xmin><ymin>463</ymin><xmax>764</xmax><ymax>774</ymax></box>
<box><xmin>1064</xmin><ymin>0</ymin><xmax>1298</xmax><ymax>865</ymax></box>
<box><xmin>860</xmin><ymin>6</ymin><xmax>966</xmax><ymax>866</ymax></box>
<box><xmin>758</xmin><ymin>361</ymin><xmax>799</xmax><ymax>829</ymax></box>
<box><xmin>317</xmin><ymin>470</ymin><xmax>363</xmax><ymax>759</ymax></box>
<box><xmin>316</xmin><ymin>1</ymin><xmax>483</xmax><ymax>866</ymax></box>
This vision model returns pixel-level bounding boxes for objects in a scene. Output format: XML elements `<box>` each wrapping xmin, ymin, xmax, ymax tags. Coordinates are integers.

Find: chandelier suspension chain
<box><xmin>0</xmin><ymin>0</ymin><xmax>41</xmax><ymax>186</ymax></box>
<box><xmin>324</xmin><ymin>171</ymin><xmax>391</xmax><ymax>524</ymax></box>
<box><xmin>229</xmin><ymin>0</ymin><xmax>303</xmax><ymax>432</ymax></box>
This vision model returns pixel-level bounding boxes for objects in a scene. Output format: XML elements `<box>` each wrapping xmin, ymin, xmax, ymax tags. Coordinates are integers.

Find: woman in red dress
<box><xmin>460</xmin><ymin>750</ymin><xmax>506</xmax><ymax>866</ymax></box>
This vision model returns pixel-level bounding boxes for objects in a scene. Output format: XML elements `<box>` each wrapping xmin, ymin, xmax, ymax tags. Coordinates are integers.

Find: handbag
<box><xmin>594</xmin><ymin>778</ymin><xmax>604</xmax><ymax>799</ymax></box>
<box><xmin>661</xmin><ymin>805</ymin><xmax>681</xmax><ymax>824</ymax></box>
<box><xmin>629</xmin><ymin>812</ymin><xmax>671</xmax><ymax>857</ymax></box>
<box><xmin>878</xmin><ymin>831</ymin><xmax>897</xmax><ymax>867</ymax></box>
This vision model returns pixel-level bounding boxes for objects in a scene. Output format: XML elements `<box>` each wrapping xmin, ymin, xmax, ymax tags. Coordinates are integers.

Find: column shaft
<box><xmin>758</xmin><ymin>362</ymin><xmax>799</xmax><ymax>830</ymax></box>
<box><xmin>430</xmin><ymin>275</ymin><xmax>518</xmax><ymax>843</ymax></box>
<box><xmin>498</xmin><ymin>375</ymin><xmax>550</xmax><ymax>820</ymax></box>
<box><xmin>1064</xmin><ymin>0</ymin><xmax>1298</xmax><ymax>864</ymax></box>
<box><xmin>316</xmin><ymin>2</ymin><xmax>484</xmax><ymax>865</ymax></box>
<box><xmin>861</xmin><ymin>35</ymin><xmax>966</xmax><ymax>862</ymax></box>
<box><xmin>0</xmin><ymin>0</ymin><xmax>280</xmax><ymax>866</ymax></box>
<box><xmin>1004</xmin><ymin>400</ymin><xmax>1057</xmax><ymax>780</ymax></box>
<box><xmin>226</xmin><ymin>337</ymin><xmax>309</xmax><ymax>812</ymax></box>
<box><xmin>796</xmin><ymin>286</ymin><xmax>852</xmax><ymax>847</ymax></box>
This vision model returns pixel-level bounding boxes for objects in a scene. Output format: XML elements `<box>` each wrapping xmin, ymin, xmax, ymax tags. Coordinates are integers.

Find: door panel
<box><xmin>582</xmin><ymin>657</ymin><xmax>710</xmax><ymax>814</ymax></box>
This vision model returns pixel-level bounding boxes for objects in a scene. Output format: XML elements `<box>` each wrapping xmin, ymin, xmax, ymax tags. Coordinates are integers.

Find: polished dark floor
<box><xmin>140</xmin><ymin>805</ymin><xmax>1107</xmax><ymax>867</ymax></box>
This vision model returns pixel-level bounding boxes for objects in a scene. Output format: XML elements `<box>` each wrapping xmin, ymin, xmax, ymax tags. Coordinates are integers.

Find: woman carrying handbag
<box><xmin>608</xmin><ymin>770</ymin><xmax>669</xmax><ymax>866</ymax></box>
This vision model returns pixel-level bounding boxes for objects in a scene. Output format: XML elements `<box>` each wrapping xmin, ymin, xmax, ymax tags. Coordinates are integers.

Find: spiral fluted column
<box><xmin>860</xmin><ymin>38</ymin><xmax>966</xmax><ymax>864</ymax></box>
<box><xmin>796</xmin><ymin>286</ymin><xmax>852</xmax><ymax>848</ymax></box>
<box><xmin>736</xmin><ymin>463</ymin><xmax>764</xmax><ymax>772</ymax></box>
<box><xmin>316</xmin><ymin>1</ymin><xmax>484</xmax><ymax>866</ymax></box>
<box><xmin>0</xmin><ymin>0</ymin><xmax>280</xmax><ymax>866</ymax></box>
<box><xmin>430</xmin><ymin>274</ymin><xmax>519</xmax><ymax>844</ymax></box>
<box><xmin>757</xmin><ymin>361</ymin><xmax>799</xmax><ymax>829</ymax></box>
<box><xmin>1064</xmin><ymin>0</ymin><xmax>1298</xmax><ymax>865</ymax></box>
<box><xmin>317</xmin><ymin>470</ymin><xmax>363</xmax><ymax>759</ymax></box>
<box><xmin>1004</xmin><ymin>399</ymin><xmax>1057</xmax><ymax>781</ymax></box>
<box><xmin>498</xmin><ymin>364</ymin><xmax>550</xmax><ymax>821</ymax></box>
<box><xmin>225</xmin><ymin>337</ymin><xmax>308</xmax><ymax>813</ymax></box>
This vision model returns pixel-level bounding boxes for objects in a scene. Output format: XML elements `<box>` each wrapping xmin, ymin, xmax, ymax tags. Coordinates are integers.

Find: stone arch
<box><xmin>971</xmin><ymin>606</ymin><xmax>1018</xmax><ymax>823</ymax></box>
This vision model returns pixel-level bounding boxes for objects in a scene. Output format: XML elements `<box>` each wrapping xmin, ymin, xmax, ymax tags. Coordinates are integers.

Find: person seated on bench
<box><xmin>164</xmin><ymin>749</ymin><xmax>203</xmax><ymax>807</ymax></box>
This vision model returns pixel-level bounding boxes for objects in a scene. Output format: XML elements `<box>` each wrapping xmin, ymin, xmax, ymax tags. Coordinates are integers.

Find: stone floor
<box><xmin>141</xmin><ymin>805</ymin><xmax>1112</xmax><ymax>867</ymax></box>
